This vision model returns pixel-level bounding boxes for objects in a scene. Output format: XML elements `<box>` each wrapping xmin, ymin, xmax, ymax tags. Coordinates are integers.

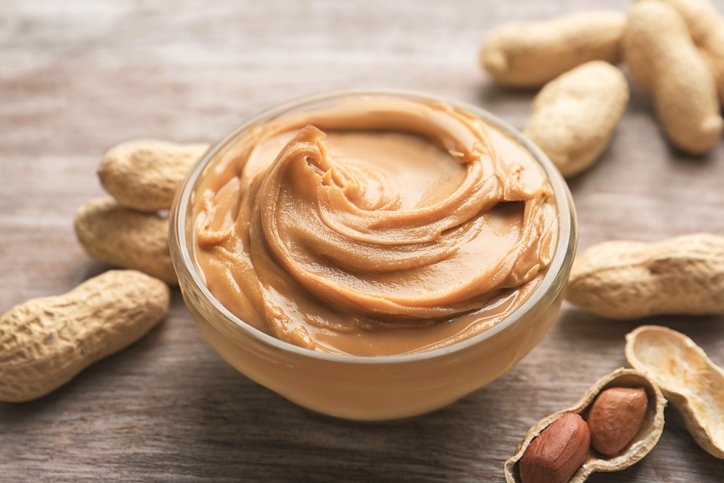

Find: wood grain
<box><xmin>1</xmin><ymin>0</ymin><xmax>723</xmax><ymax>481</ymax></box>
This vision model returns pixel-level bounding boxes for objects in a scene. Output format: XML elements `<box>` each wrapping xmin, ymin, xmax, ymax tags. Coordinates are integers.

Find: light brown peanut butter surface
<box><xmin>193</xmin><ymin>96</ymin><xmax>558</xmax><ymax>355</ymax></box>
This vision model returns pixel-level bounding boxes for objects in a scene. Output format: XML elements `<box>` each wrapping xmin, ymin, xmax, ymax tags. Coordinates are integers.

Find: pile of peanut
<box><xmin>481</xmin><ymin>0</ymin><xmax>724</xmax><ymax>176</ymax></box>
<box><xmin>505</xmin><ymin>327</ymin><xmax>723</xmax><ymax>483</ymax></box>
<box><xmin>480</xmin><ymin>0</ymin><xmax>724</xmax><ymax>481</ymax></box>
<box><xmin>0</xmin><ymin>141</ymin><xmax>206</xmax><ymax>402</ymax></box>
<box><xmin>76</xmin><ymin>140</ymin><xmax>208</xmax><ymax>284</ymax></box>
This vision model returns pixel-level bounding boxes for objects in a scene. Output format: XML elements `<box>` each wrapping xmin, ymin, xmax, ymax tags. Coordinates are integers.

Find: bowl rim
<box><xmin>170</xmin><ymin>88</ymin><xmax>577</xmax><ymax>364</ymax></box>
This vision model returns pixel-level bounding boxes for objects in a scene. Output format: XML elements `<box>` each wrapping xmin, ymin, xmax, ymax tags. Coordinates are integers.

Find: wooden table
<box><xmin>1</xmin><ymin>1</ymin><xmax>723</xmax><ymax>481</ymax></box>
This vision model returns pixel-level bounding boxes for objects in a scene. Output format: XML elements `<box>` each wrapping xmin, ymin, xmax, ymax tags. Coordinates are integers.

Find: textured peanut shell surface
<box><xmin>565</xmin><ymin>233</ymin><xmax>724</xmax><ymax>319</ymax></box>
<box><xmin>652</xmin><ymin>0</ymin><xmax>724</xmax><ymax>105</ymax></box>
<box><xmin>626</xmin><ymin>325</ymin><xmax>724</xmax><ymax>459</ymax></box>
<box><xmin>623</xmin><ymin>1</ymin><xmax>722</xmax><ymax>154</ymax></box>
<box><xmin>0</xmin><ymin>270</ymin><xmax>170</xmax><ymax>402</ymax></box>
<box><xmin>505</xmin><ymin>368</ymin><xmax>666</xmax><ymax>483</ymax></box>
<box><xmin>98</xmin><ymin>139</ymin><xmax>208</xmax><ymax>212</ymax></box>
<box><xmin>480</xmin><ymin>11</ymin><xmax>625</xmax><ymax>87</ymax></box>
<box><xmin>524</xmin><ymin>61</ymin><xmax>629</xmax><ymax>177</ymax></box>
<box><xmin>74</xmin><ymin>197</ymin><xmax>177</xmax><ymax>284</ymax></box>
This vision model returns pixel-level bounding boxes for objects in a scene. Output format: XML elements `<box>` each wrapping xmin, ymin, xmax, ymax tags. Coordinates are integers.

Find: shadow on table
<box><xmin>556</xmin><ymin>307</ymin><xmax>724</xmax><ymax>348</ymax></box>
<box><xmin>179</xmin><ymin>370</ymin><xmax>508</xmax><ymax>481</ymax></box>
<box><xmin>476</xmin><ymin>81</ymin><xmax>537</xmax><ymax>104</ymax></box>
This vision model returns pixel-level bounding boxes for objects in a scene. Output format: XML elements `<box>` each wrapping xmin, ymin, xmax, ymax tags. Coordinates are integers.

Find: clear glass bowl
<box><xmin>169</xmin><ymin>89</ymin><xmax>577</xmax><ymax>421</ymax></box>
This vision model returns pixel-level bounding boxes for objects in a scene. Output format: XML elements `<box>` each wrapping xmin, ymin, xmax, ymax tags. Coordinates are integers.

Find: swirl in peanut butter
<box><xmin>193</xmin><ymin>96</ymin><xmax>557</xmax><ymax>355</ymax></box>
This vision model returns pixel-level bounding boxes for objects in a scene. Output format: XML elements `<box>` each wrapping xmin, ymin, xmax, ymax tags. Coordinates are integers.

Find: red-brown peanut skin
<box><xmin>587</xmin><ymin>387</ymin><xmax>648</xmax><ymax>456</ymax></box>
<box><xmin>519</xmin><ymin>413</ymin><xmax>591</xmax><ymax>483</ymax></box>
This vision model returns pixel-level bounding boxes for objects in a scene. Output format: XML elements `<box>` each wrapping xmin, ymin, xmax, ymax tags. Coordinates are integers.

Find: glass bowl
<box><xmin>169</xmin><ymin>89</ymin><xmax>577</xmax><ymax>421</ymax></box>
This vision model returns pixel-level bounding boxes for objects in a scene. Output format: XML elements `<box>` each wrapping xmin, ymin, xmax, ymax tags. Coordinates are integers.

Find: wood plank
<box><xmin>1</xmin><ymin>0</ymin><xmax>723</xmax><ymax>481</ymax></box>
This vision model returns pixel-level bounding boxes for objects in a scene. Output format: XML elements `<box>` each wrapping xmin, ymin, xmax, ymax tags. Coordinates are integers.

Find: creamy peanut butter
<box><xmin>193</xmin><ymin>96</ymin><xmax>557</xmax><ymax>356</ymax></box>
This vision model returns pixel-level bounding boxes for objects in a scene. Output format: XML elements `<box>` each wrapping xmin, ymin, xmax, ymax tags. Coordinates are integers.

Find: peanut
<box><xmin>652</xmin><ymin>0</ymin><xmax>724</xmax><ymax>105</ymax></box>
<box><xmin>505</xmin><ymin>369</ymin><xmax>666</xmax><ymax>483</ymax></box>
<box><xmin>480</xmin><ymin>12</ymin><xmax>626</xmax><ymax>87</ymax></box>
<box><xmin>0</xmin><ymin>270</ymin><xmax>169</xmax><ymax>402</ymax></box>
<box><xmin>519</xmin><ymin>413</ymin><xmax>590</xmax><ymax>483</ymax></box>
<box><xmin>623</xmin><ymin>1</ymin><xmax>722</xmax><ymax>155</ymax></box>
<box><xmin>98</xmin><ymin>139</ymin><xmax>208</xmax><ymax>212</ymax></box>
<box><xmin>74</xmin><ymin>197</ymin><xmax>176</xmax><ymax>284</ymax></box>
<box><xmin>565</xmin><ymin>233</ymin><xmax>724</xmax><ymax>319</ymax></box>
<box><xmin>524</xmin><ymin>61</ymin><xmax>629</xmax><ymax>177</ymax></box>
<box><xmin>587</xmin><ymin>387</ymin><xmax>648</xmax><ymax>456</ymax></box>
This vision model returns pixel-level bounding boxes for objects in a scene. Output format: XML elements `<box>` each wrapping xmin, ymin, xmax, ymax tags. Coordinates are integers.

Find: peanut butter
<box><xmin>192</xmin><ymin>96</ymin><xmax>557</xmax><ymax>356</ymax></box>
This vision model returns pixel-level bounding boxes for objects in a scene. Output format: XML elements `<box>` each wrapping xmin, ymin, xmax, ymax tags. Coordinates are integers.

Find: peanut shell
<box><xmin>0</xmin><ymin>270</ymin><xmax>170</xmax><ymax>402</ymax></box>
<box><xmin>505</xmin><ymin>368</ymin><xmax>666</xmax><ymax>483</ymax></box>
<box><xmin>650</xmin><ymin>0</ymin><xmax>724</xmax><ymax>105</ymax></box>
<box><xmin>565</xmin><ymin>233</ymin><xmax>724</xmax><ymax>319</ymax></box>
<box><xmin>626</xmin><ymin>325</ymin><xmax>724</xmax><ymax>459</ymax></box>
<box><xmin>75</xmin><ymin>197</ymin><xmax>176</xmax><ymax>284</ymax></box>
<box><xmin>524</xmin><ymin>61</ymin><xmax>629</xmax><ymax>177</ymax></box>
<box><xmin>480</xmin><ymin>11</ymin><xmax>625</xmax><ymax>87</ymax></box>
<box><xmin>98</xmin><ymin>139</ymin><xmax>208</xmax><ymax>212</ymax></box>
<box><xmin>623</xmin><ymin>1</ymin><xmax>722</xmax><ymax>154</ymax></box>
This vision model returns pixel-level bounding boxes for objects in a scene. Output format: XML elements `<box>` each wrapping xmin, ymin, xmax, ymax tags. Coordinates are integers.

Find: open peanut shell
<box><xmin>504</xmin><ymin>367</ymin><xmax>666</xmax><ymax>483</ymax></box>
<box><xmin>625</xmin><ymin>325</ymin><xmax>724</xmax><ymax>459</ymax></box>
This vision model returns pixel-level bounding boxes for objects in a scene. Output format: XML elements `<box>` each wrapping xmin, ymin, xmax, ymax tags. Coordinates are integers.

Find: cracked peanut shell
<box><xmin>626</xmin><ymin>325</ymin><xmax>724</xmax><ymax>459</ymax></box>
<box><xmin>505</xmin><ymin>368</ymin><xmax>666</xmax><ymax>483</ymax></box>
